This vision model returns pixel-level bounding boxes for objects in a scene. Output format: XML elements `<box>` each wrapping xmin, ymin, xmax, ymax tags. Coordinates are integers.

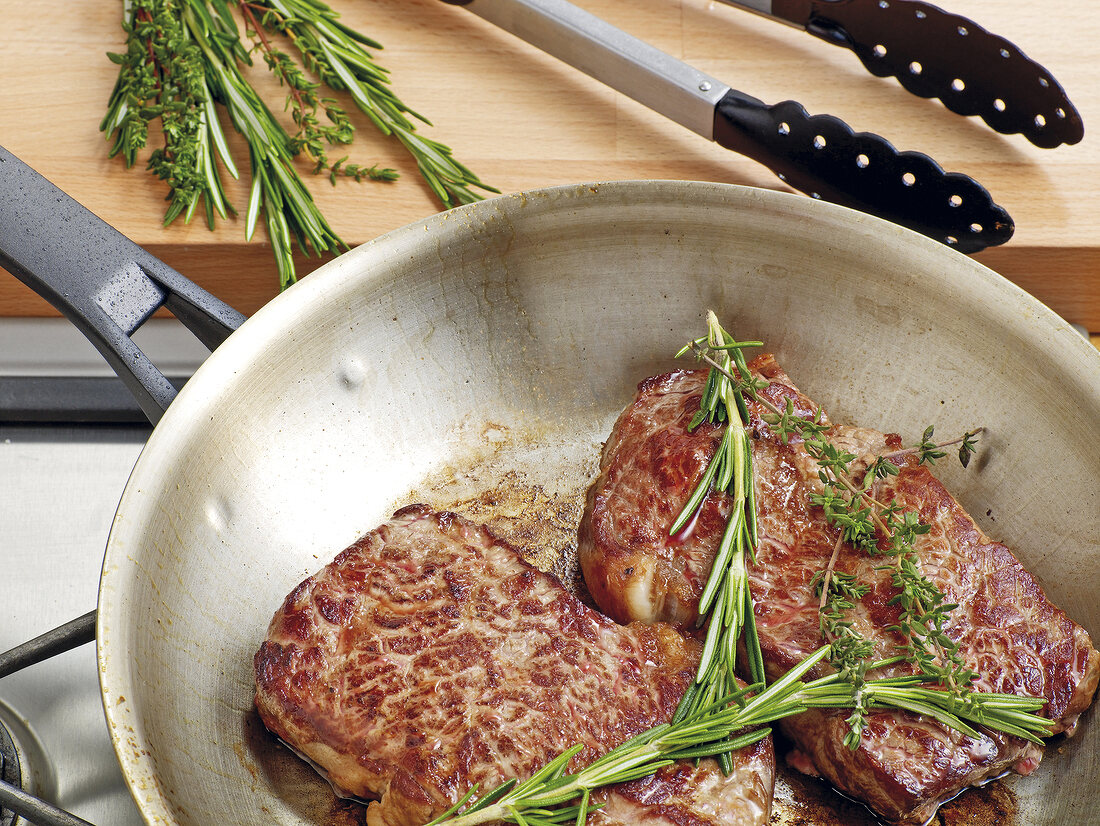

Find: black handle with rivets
<box><xmin>713</xmin><ymin>90</ymin><xmax>1014</xmax><ymax>253</ymax></box>
<box><xmin>720</xmin><ymin>0</ymin><xmax>1082</xmax><ymax>148</ymax></box>
<box><xmin>447</xmin><ymin>0</ymin><xmax>1014</xmax><ymax>253</ymax></box>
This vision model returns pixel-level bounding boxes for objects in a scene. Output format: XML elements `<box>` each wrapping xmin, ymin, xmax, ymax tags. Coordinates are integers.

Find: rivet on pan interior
<box><xmin>339</xmin><ymin>358</ymin><xmax>370</xmax><ymax>390</ymax></box>
<box><xmin>205</xmin><ymin>498</ymin><xmax>232</xmax><ymax>533</ymax></box>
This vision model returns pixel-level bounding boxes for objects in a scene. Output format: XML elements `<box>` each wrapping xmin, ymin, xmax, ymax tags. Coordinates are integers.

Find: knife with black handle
<box><xmin>717</xmin><ymin>0</ymin><xmax>1082</xmax><ymax>148</ymax></box>
<box><xmin>443</xmin><ymin>0</ymin><xmax>1012</xmax><ymax>253</ymax></box>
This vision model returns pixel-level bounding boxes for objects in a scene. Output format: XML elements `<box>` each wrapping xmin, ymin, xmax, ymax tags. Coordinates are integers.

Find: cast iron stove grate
<box><xmin>1</xmin><ymin>718</ymin><xmax>19</xmax><ymax>826</ymax></box>
<box><xmin>0</xmin><ymin>614</ymin><xmax>97</xmax><ymax>826</ymax></box>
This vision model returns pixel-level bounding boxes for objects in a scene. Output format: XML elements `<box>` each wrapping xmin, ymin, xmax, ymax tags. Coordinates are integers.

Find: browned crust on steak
<box><xmin>579</xmin><ymin>357</ymin><xmax>1099</xmax><ymax>824</ymax></box>
<box><xmin>255</xmin><ymin>505</ymin><xmax>774</xmax><ymax>826</ymax></box>
<box><xmin>579</xmin><ymin>371</ymin><xmax>733</xmax><ymax>629</ymax></box>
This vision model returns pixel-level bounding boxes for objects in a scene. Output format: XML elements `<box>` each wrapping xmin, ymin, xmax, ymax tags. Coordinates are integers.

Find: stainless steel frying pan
<box><xmin>1</xmin><ymin>149</ymin><xmax>1097</xmax><ymax>825</ymax></box>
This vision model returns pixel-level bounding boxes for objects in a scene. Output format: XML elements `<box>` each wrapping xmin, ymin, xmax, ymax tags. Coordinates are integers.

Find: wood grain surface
<box><xmin>1</xmin><ymin>0</ymin><xmax>1097</xmax><ymax>330</ymax></box>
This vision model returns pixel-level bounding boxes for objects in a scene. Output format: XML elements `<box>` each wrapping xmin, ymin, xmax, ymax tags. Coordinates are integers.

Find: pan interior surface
<box><xmin>96</xmin><ymin>182</ymin><xmax>1100</xmax><ymax>825</ymax></box>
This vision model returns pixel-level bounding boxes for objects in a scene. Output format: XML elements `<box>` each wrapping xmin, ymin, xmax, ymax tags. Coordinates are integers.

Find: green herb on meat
<box><xmin>685</xmin><ymin>325</ymin><xmax>1015</xmax><ymax>749</ymax></box>
<box><xmin>666</xmin><ymin>311</ymin><xmax>766</xmax><ymax>774</ymax></box>
<box><xmin>423</xmin><ymin>313</ymin><xmax>1054</xmax><ymax>825</ymax></box>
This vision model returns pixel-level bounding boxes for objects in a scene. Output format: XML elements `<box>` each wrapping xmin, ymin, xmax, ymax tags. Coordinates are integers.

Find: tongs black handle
<box><xmin>714</xmin><ymin>91</ymin><xmax>1012</xmax><ymax>251</ymax></box>
<box><xmin>720</xmin><ymin>0</ymin><xmax>1082</xmax><ymax>148</ymax></box>
<box><xmin>445</xmin><ymin>0</ymin><xmax>1013</xmax><ymax>252</ymax></box>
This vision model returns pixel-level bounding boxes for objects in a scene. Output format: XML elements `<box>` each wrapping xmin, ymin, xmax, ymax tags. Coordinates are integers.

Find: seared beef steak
<box><xmin>578</xmin><ymin>359</ymin><xmax>1099</xmax><ymax>824</ymax></box>
<box><xmin>254</xmin><ymin>505</ymin><xmax>774</xmax><ymax>826</ymax></box>
<box><xmin>579</xmin><ymin>370</ymin><xmax>734</xmax><ymax>629</ymax></box>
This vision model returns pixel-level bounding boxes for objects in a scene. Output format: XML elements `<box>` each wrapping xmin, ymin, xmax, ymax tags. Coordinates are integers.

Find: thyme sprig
<box><xmin>103</xmin><ymin>2</ymin><xmax>237</xmax><ymax>228</ymax></box>
<box><xmin>887</xmin><ymin>426</ymin><xmax>983</xmax><ymax>469</ymax></box>
<box><xmin>812</xmin><ymin>567</ymin><xmax>874</xmax><ymax>748</ymax></box>
<box><xmin>236</xmin><ymin>1</ymin><xmax>399</xmax><ymax>184</ymax></box>
<box><xmin>102</xmin><ymin>0</ymin><xmax>496</xmax><ymax>289</ymax></box>
<box><xmin>791</xmin><ymin>418</ymin><xmax>981</xmax><ymax>700</ymax></box>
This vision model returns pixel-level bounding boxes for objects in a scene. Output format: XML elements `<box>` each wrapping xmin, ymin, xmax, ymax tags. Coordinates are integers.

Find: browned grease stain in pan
<box><xmin>772</xmin><ymin>769</ymin><xmax>882</xmax><ymax>825</ymax></box>
<box><xmin>325</xmin><ymin>798</ymin><xmax>370</xmax><ymax>826</ymax></box>
<box><xmin>243</xmin><ymin>707</ymin><xmax>345</xmax><ymax>821</ymax></box>
<box><xmin>443</xmin><ymin>469</ymin><xmax>591</xmax><ymax>601</ymax></box>
<box><xmin>412</xmin><ymin>419</ymin><xmax>602</xmax><ymax>602</ymax></box>
<box><xmin>936</xmin><ymin>781</ymin><xmax>1018</xmax><ymax>826</ymax></box>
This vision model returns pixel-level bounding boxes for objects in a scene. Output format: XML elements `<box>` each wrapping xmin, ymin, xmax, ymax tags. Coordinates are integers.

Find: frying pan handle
<box><xmin>0</xmin><ymin>146</ymin><xmax>247</xmax><ymax>424</ymax></box>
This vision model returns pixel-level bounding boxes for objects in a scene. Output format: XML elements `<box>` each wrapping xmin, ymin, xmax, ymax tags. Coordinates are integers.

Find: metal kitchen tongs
<box><xmin>442</xmin><ymin>0</ymin><xmax>1076</xmax><ymax>253</ymax></box>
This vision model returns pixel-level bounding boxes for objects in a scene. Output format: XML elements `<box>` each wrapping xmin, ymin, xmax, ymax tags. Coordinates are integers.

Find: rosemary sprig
<box><xmin>797</xmin><ymin>660</ymin><xmax>1051</xmax><ymax>745</ymax></box>
<box><xmin>102</xmin><ymin>0</ymin><xmax>497</xmax><ymax>289</ymax></box>
<box><xmin>187</xmin><ymin>0</ymin><xmax>349</xmax><ymax>285</ymax></box>
<box><xmin>667</xmin><ymin>311</ymin><xmax>766</xmax><ymax>773</ymax></box>
<box><xmin>425</xmin><ymin>649</ymin><xmax>826</xmax><ymax>826</ymax></box>
<box><xmin>241</xmin><ymin>0</ymin><xmax>494</xmax><ymax>206</ymax></box>
<box><xmin>424</xmin><ymin>647</ymin><xmax>1051</xmax><ymax>826</ymax></box>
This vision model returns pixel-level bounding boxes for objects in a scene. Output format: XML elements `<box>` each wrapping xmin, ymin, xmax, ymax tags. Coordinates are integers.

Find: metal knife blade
<box><xmin>716</xmin><ymin>0</ymin><xmax>1083</xmax><ymax>147</ymax></box>
<box><xmin>442</xmin><ymin>0</ymin><xmax>1013</xmax><ymax>253</ymax></box>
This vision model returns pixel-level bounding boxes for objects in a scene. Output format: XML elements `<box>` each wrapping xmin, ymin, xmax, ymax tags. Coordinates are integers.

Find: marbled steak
<box><xmin>254</xmin><ymin>505</ymin><xmax>775</xmax><ymax>826</ymax></box>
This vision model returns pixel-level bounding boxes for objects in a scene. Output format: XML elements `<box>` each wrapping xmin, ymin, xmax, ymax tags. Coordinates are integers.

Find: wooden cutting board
<box><xmin>2</xmin><ymin>0</ymin><xmax>1098</xmax><ymax>332</ymax></box>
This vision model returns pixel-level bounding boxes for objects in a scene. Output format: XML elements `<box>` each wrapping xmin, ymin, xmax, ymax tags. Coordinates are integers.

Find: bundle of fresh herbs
<box><xmin>102</xmin><ymin>0</ymin><xmax>495</xmax><ymax>289</ymax></box>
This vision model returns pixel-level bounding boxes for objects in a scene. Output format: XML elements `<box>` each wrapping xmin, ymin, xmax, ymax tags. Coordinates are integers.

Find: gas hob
<box><xmin>1</xmin><ymin>317</ymin><xmax>207</xmax><ymax>825</ymax></box>
<box><xmin>1</xmin><ymin>426</ymin><xmax>146</xmax><ymax>825</ymax></box>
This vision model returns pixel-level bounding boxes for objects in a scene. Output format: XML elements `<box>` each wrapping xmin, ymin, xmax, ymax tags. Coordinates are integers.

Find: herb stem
<box><xmin>817</xmin><ymin>532</ymin><xmax>847</xmax><ymax>629</ymax></box>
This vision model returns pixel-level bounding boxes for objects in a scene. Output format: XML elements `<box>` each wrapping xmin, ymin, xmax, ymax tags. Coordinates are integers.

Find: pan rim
<box><xmin>93</xmin><ymin>179</ymin><xmax>1100</xmax><ymax>824</ymax></box>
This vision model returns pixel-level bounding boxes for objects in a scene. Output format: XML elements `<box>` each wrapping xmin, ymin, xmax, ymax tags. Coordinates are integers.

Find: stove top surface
<box><xmin>1</xmin><ymin>424</ymin><xmax>148</xmax><ymax>825</ymax></box>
